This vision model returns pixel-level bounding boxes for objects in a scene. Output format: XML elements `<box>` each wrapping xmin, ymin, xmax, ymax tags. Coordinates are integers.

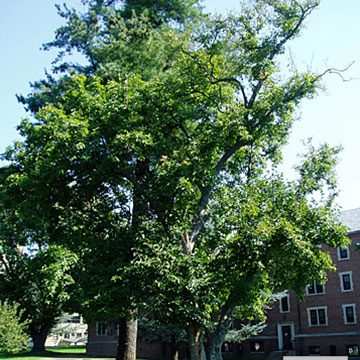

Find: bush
<box><xmin>0</xmin><ymin>301</ymin><xmax>28</xmax><ymax>354</ymax></box>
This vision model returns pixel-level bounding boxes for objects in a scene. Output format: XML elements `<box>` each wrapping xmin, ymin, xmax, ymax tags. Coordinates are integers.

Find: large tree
<box><xmin>3</xmin><ymin>1</ymin><xmax>349</xmax><ymax>360</ymax></box>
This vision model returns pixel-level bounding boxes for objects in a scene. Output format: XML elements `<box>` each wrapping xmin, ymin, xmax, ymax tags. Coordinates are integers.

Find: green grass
<box><xmin>0</xmin><ymin>345</ymin><xmax>111</xmax><ymax>360</ymax></box>
<box><xmin>46</xmin><ymin>346</ymin><xmax>86</xmax><ymax>354</ymax></box>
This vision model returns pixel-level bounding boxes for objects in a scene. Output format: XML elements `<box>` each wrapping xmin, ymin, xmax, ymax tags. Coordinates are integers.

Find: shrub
<box><xmin>0</xmin><ymin>301</ymin><xmax>28</xmax><ymax>354</ymax></box>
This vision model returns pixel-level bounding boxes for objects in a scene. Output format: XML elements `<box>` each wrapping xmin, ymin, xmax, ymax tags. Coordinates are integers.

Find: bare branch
<box><xmin>317</xmin><ymin>61</ymin><xmax>357</xmax><ymax>82</ymax></box>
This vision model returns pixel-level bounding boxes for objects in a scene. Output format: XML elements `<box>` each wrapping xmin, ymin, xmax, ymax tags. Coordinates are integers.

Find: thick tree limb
<box><xmin>115</xmin><ymin>167</ymin><xmax>172</xmax><ymax>240</ymax></box>
<box><xmin>188</xmin><ymin>138</ymin><xmax>248</xmax><ymax>244</ymax></box>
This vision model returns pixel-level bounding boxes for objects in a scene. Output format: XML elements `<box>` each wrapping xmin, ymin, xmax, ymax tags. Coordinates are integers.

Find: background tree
<box><xmin>2</xmin><ymin>1</ymin><xmax>349</xmax><ymax>360</ymax></box>
<box><xmin>0</xmin><ymin>204</ymin><xmax>78</xmax><ymax>353</ymax></box>
<box><xmin>0</xmin><ymin>301</ymin><xmax>28</xmax><ymax>355</ymax></box>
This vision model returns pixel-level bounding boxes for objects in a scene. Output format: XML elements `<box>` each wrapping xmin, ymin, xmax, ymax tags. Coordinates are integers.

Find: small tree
<box><xmin>0</xmin><ymin>301</ymin><xmax>28</xmax><ymax>354</ymax></box>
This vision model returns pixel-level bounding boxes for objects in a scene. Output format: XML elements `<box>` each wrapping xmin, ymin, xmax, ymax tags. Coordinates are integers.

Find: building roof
<box><xmin>341</xmin><ymin>207</ymin><xmax>360</xmax><ymax>234</ymax></box>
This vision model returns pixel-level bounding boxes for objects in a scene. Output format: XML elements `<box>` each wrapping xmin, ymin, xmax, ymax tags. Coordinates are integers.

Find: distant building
<box><xmin>45</xmin><ymin>314</ymin><xmax>87</xmax><ymax>347</ymax></box>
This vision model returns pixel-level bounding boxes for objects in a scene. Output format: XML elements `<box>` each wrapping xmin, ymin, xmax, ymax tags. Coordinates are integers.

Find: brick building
<box><xmin>86</xmin><ymin>321</ymin><xmax>188</xmax><ymax>358</ymax></box>
<box><xmin>239</xmin><ymin>207</ymin><xmax>360</xmax><ymax>359</ymax></box>
<box><xmin>86</xmin><ymin>208</ymin><xmax>360</xmax><ymax>359</ymax></box>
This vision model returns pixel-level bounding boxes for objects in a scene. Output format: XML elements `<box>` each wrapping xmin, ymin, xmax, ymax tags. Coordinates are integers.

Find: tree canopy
<box><xmin>2</xmin><ymin>1</ymin><xmax>349</xmax><ymax>360</ymax></box>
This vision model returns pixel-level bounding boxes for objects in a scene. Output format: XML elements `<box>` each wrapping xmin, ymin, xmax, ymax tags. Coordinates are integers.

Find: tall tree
<box><xmin>14</xmin><ymin>2</ymin><xmax>205</xmax><ymax>360</ymax></box>
<box><xmin>3</xmin><ymin>1</ymin><xmax>349</xmax><ymax>360</ymax></box>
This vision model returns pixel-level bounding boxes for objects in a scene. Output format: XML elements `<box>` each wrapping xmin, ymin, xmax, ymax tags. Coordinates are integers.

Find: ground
<box><xmin>0</xmin><ymin>345</ymin><xmax>109</xmax><ymax>360</ymax></box>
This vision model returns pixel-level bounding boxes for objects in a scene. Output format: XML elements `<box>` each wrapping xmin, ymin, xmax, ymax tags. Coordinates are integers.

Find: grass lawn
<box><xmin>46</xmin><ymin>346</ymin><xmax>86</xmax><ymax>354</ymax></box>
<box><xmin>0</xmin><ymin>345</ymin><xmax>111</xmax><ymax>360</ymax></box>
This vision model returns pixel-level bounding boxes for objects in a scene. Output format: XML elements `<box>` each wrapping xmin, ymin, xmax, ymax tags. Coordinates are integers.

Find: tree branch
<box><xmin>185</xmin><ymin>2</ymin><xmax>322</xmax><ymax>249</ymax></box>
<box><xmin>188</xmin><ymin>137</ymin><xmax>249</xmax><ymax>244</ymax></box>
<box><xmin>115</xmin><ymin>167</ymin><xmax>172</xmax><ymax>240</ymax></box>
<box><xmin>0</xmin><ymin>252</ymin><xmax>11</xmax><ymax>276</ymax></box>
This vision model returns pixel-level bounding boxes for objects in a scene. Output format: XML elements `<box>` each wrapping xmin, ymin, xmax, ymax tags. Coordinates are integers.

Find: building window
<box><xmin>309</xmin><ymin>346</ymin><xmax>320</xmax><ymax>355</ymax></box>
<box><xmin>307</xmin><ymin>307</ymin><xmax>327</xmax><ymax>327</ymax></box>
<box><xmin>306</xmin><ymin>280</ymin><xmax>325</xmax><ymax>295</ymax></box>
<box><xmin>69</xmin><ymin>315</ymin><xmax>81</xmax><ymax>323</ymax></box>
<box><xmin>280</xmin><ymin>295</ymin><xmax>290</xmax><ymax>313</ymax></box>
<box><xmin>96</xmin><ymin>321</ymin><xmax>107</xmax><ymax>336</ymax></box>
<box><xmin>221</xmin><ymin>342</ymin><xmax>233</xmax><ymax>353</ymax></box>
<box><xmin>338</xmin><ymin>247</ymin><xmax>350</xmax><ymax>260</ymax></box>
<box><xmin>250</xmin><ymin>341</ymin><xmax>264</xmax><ymax>353</ymax></box>
<box><xmin>340</xmin><ymin>272</ymin><xmax>353</xmax><ymax>292</ymax></box>
<box><xmin>343</xmin><ymin>304</ymin><xmax>357</xmax><ymax>324</ymax></box>
<box><xmin>347</xmin><ymin>345</ymin><xmax>359</xmax><ymax>356</ymax></box>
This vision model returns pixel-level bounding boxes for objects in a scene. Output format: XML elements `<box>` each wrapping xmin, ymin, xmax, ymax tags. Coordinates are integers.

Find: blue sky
<box><xmin>1</xmin><ymin>0</ymin><xmax>360</xmax><ymax>210</ymax></box>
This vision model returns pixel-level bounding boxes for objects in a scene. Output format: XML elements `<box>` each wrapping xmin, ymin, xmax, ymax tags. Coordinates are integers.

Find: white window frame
<box><xmin>96</xmin><ymin>321</ymin><xmax>107</xmax><ymax>336</ymax></box>
<box><xmin>338</xmin><ymin>246</ymin><xmax>350</xmax><ymax>261</ymax></box>
<box><xmin>343</xmin><ymin>304</ymin><xmax>357</xmax><ymax>325</ymax></box>
<box><xmin>280</xmin><ymin>294</ymin><xmax>290</xmax><ymax>313</ymax></box>
<box><xmin>340</xmin><ymin>271</ymin><xmax>353</xmax><ymax>292</ymax></box>
<box><xmin>306</xmin><ymin>280</ymin><xmax>325</xmax><ymax>296</ymax></box>
<box><xmin>307</xmin><ymin>306</ymin><xmax>328</xmax><ymax>327</ymax></box>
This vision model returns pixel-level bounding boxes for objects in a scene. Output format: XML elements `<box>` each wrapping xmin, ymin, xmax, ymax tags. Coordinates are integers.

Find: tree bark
<box><xmin>205</xmin><ymin>333</ymin><xmax>225</xmax><ymax>360</ymax></box>
<box><xmin>187</xmin><ymin>323</ymin><xmax>203</xmax><ymax>360</ymax></box>
<box><xmin>170</xmin><ymin>334</ymin><xmax>179</xmax><ymax>360</ymax></box>
<box><xmin>30</xmin><ymin>325</ymin><xmax>50</xmax><ymax>353</ymax></box>
<box><xmin>205</xmin><ymin>309</ymin><xmax>234</xmax><ymax>360</ymax></box>
<box><xmin>116</xmin><ymin>317</ymin><xmax>138</xmax><ymax>360</ymax></box>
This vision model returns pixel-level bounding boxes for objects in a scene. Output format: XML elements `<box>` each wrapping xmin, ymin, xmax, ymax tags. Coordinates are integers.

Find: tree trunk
<box><xmin>114</xmin><ymin>162</ymin><xmax>145</xmax><ymax>360</ymax></box>
<box><xmin>116</xmin><ymin>317</ymin><xmax>138</xmax><ymax>360</ymax></box>
<box><xmin>205</xmin><ymin>317</ymin><xmax>233</xmax><ymax>360</ymax></box>
<box><xmin>170</xmin><ymin>334</ymin><xmax>179</xmax><ymax>360</ymax></box>
<box><xmin>187</xmin><ymin>323</ymin><xmax>203</xmax><ymax>360</ymax></box>
<box><xmin>30</xmin><ymin>325</ymin><xmax>50</xmax><ymax>353</ymax></box>
<box><xmin>205</xmin><ymin>334</ymin><xmax>224</xmax><ymax>360</ymax></box>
